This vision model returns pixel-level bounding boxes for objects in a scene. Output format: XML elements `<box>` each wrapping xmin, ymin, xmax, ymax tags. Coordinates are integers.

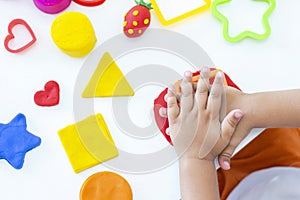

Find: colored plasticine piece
<box><xmin>0</xmin><ymin>114</ymin><xmax>41</xmax><ymax>169</ymax></box>
<box><xmin>51</xmin><ymin>12</ymin><xmax>97</xmax><ymax>58</ymax></box>
<box><xmin>80</xmin><ymin>171</ymin><xmax>133</xmax><ymax>200</ymax></box>
<box><xmin>151</xmin><ymin>0</ymin><xmax>211</xmax><ymax>26</ymax></box>
<box><xmin>73</xmin><ymin>0</ymin><xmax>105</xmax><ymax>7</ymax></box>
<box><xmin>58</xmin><ymin>114</ymin><xmax>118</xmax><ymax>173</ymax></box>
<box><xmin>123</xmin><ymin>0</ymin><xmax>152</xmax><ymax>38</ymax></box>
<box><xmin>211</xmin><ymin>0</ymin><xmax>276</xmax><ymax>42</ymax></box>
<box><xmin>4</xmin><ymin>19</ymin><xmax>37</xmax><ymax>53</ymax></box>
<box><xmin>153</xmin><ymin>68</ymin><xmax>241</xmax><ymax>145</ymax></box>
<box><xmin>34</xmin><ymin>80</ymin><xmax>60</xmax><ymax>107</ymax></box>
<box><xmin>33</xmin><ymin>0</ymin><xmax>71</xmax><ymax>14</ymax></box>
<box><xmin>82</xmin><ymin>52</ymin><xmax>134</xmax><ymax>97</ymax></box>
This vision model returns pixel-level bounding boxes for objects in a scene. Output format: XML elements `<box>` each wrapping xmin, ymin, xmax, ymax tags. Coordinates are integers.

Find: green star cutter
<box><xmin>211</xmin><ymin>0</ymin><xmax>276</xmax><ymax>42</ymax></box>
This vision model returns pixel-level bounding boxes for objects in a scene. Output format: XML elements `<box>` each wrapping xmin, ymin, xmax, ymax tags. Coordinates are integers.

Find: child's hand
<box><xmin>167</xmin><ymin>67</ymin><xmax>244</xmax><ymax>161</ymax></box>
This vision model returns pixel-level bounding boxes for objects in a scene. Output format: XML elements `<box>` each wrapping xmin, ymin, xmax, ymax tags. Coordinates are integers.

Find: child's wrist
<box><xmin>179</xmin><ymin>156</ymin><xmax>215</xmax><ymax>167</ymax></box>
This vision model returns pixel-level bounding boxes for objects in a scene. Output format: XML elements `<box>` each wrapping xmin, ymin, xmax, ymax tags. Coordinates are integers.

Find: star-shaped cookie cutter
<box><xmin>211</xmin><ymin>0</ymin><xmax>276</xmax><ymax>42</ymax></box>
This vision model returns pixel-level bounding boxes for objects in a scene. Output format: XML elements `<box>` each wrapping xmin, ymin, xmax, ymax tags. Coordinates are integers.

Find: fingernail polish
<box><xmin>184</xmin><ymin>71</ymin><xmax>192</xmax><ymax>78</ymax></box>
<box><xmin>234</xmin><ymin>111</ymin><xmax>243</xmax><ymax>119</ymax></box>
<box><xmin>159</xmin><ymin>107</ymin><xmax>167</xmax><ymax>116</ymax></box>
<box><xmin>166</xmin><ymin>127</ymin><xmax>170</xmax><ymax>136</ymax></box>
<box><xmin>224</xmin><ymin>161</ymin><xmax>231</xmax><ymax>170</ymax></box>
<box><xmin>216</xmin><ymin>71</ymin><xmax>223</xmax><ymax>79</ymax></box>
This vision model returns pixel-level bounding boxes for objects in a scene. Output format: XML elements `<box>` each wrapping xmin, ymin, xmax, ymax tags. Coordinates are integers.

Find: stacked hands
<box><xmin>159</xmin><ymin>67</ymin><xmax>252</xmax><ymax>170</ymax></box>
<box><xmin>158</xmin><ymin>67</ymin><xmax>300</xmax><ymax>199</ymax></box>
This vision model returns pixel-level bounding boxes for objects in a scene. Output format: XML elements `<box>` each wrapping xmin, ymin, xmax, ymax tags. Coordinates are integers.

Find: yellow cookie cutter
<box><xmin>151</xmin><ymin>0</ymin><xmax>211</xmax><ymax>26</ymax></box>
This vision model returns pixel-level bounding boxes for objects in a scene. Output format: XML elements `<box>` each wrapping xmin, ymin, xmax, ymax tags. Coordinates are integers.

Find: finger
<box><xmin>218</xmin><ymin>154</ymin><xmax>231</xmax><ymax>170</ymax></box>
<box><xmin>218</xmin><ymin>126</ymin><xmax>251</xmax><ymax>170</ymax></box>
<box><xmin>218</xmin><ymin>138</ymin><xmax>244</xmax><ymax>170</ymax></box>
<box><xmin>180</xmin><ymin>71</ymin><xmax>194</xmax><ymax>112</ymax></box>
<box><xmin>166</xmin><ymin>127</ymin><xmax>170</xmax><ymax>136</ymax></box>
<box><xmin>195</xmin><ymin>67</ymin><xmax>210</xmax><ymax>110</ymax></box>
<box><xmin>164</xmin><ymin>92</ymin><xmax>181</xmax><ymax>103</ymax></box>
<box><xmin>159</xmin><ymin>107</ymin><xmax>167</xmax><ymax>118</ymax></box>
<box><xmin>207</xmin><ymin>72</ymin><xmax>224</xmax><ymax>120</ymax></box>
<box><xmin>219</xmin><ymin>86</ymin><xmax>227</xmax><ymax>122</ymax></box>
<box><xmin>220</xmin><ymin>109</ymin><xmax>243</xmax><ymax>142</ymax></box>
<box><xmin>218</xmin><ymin>110</ymin><xmax>244</xmax><ymax>170</ymax></box>
<box><xmin>167</xmin><ymin>85</ymin><xmax>180</xmax><ymax>124</ymax></box>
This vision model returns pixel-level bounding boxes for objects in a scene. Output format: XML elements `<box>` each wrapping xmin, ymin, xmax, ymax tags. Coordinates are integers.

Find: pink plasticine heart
<box><xmin>4</xmin><ymin>19</ymin><xmax>37</xmax><ymax>53</ymax></box>
<box><xmin>34</xmin><ymin>81</ymin><xmax>60</xmax><ymax>107</ymax></box>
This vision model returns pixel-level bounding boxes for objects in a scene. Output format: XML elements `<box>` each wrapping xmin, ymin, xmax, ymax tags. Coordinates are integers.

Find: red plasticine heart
<box><xmin>34</xmin><ymin>81</ymin><xmax>60</xmax><ymax>107</ymax></box>
<box><xmin>4</xmin><ymin>19</ymin><xmax>37</xmax><ymax>53</ymax></box>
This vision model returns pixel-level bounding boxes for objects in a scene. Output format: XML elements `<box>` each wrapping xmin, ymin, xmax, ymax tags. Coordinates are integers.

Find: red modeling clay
<box><xmin>154</xmin><ymin>68</ymin><xmax>241</xmax><ymax>145</ymax></box>
<box><xmin>73</xmin><ymin>0</ymin><xmax>105</xmax><ymax>7</ymax></box>
<box><xmin>34</xmin><ymin>81</ymin><xmax>60</xmax><ymax>107</ymax></box>
<box><xmin>4</xmin><ymin>19</ymin><xmax>37</xmax><ymax>53</ymax></box>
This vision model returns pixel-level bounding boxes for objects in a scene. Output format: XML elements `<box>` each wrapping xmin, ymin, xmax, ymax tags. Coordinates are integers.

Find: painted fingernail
<box><xmin>234</xmin><ymin>111</ymin><xmax>243</xmax><ymax>120</ymax></box>
<box><xmin>166</xmin><ymin>127</ymin><xmax>170</xmax><ymax>135</ymax></box>
<box><xmin>216</xmin><ymin>71</ymin><xmax>224</xmax><ymax>79</ymax></box>
<box><xmin>200</xmin><ymin>67</ymin><xmax>210</xmax><ymax>78</ymax></box>
<box><xmin>184</xmin><ymin>71</ymin><xmax>192</xmax><ymax>78</ymax></box>
<box><xmin>159</xmin><ymin>107</ymin><xmax>167</xmax><ymax>116</ymax></box>
<box><xmin>224</xmin><ymin>161</ymin><xmax>231</xmax><ymax>170</ymax></box>
<box><xmin>164</xmin><ymin>93</ymin><xmax>168</xmax><ymax>102</ymax></box>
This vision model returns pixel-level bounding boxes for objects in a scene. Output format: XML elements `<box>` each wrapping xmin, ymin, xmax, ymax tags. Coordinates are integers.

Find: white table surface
<box><xmin>0</xmin><ymin>0</ymin><xmax>299</xmax><ymax>199</ymax></box>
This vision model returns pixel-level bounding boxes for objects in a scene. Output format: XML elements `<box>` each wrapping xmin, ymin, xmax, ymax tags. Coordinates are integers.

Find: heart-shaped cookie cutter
<box><xmin>211</xmin><ymin>0</ymin><xmax>276</xmax><ymax>42</ymax></box>
<box><xmin>4</xmin><ymin>19</ymin><xmax>37</xmax><ymax>53</ymax></box>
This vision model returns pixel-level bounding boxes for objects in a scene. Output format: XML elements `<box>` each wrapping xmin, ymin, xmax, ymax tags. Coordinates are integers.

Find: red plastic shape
<box><xmin>4</xmin><ymin>19</ymin><xmax>37</xmax><ymax>53</ymax></box>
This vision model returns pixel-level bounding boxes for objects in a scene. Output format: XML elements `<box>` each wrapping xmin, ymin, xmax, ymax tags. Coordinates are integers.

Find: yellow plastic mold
<box><xmin>151</xmin><ymin>0</ymin><xmax>211</xmax><ymax>26</ymax></box>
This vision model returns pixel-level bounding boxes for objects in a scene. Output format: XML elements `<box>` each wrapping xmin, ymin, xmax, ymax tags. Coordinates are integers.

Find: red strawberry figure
<box><xmin>123</xmin><ymin>0</ymin><xmax>152</xmax><ymax>38</ymax></box>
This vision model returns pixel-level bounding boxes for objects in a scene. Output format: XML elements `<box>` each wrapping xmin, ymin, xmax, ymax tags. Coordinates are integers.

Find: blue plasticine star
<box><xmin>0</xmin><ymin>113</ymin><xmax>41</xmax><ymax>169</ymax></box>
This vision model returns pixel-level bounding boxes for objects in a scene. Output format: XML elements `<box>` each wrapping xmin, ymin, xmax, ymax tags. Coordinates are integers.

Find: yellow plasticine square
<box><xmin>58</xmin><ymin>113</ymin><xmax>118</xmax><ymax>173</ymax></box>
<box><xmin>58</xmin><ymin>125</ymin><xmax>100</xmax><ymax>173</ymax></box>
<box><xmin>151</xmin><ymin>0</ymin><xmax>211</xmax><ymax>26</ymax></box>
<box><xmin>75</xmin><ymin>114</ymin><xmax>119</xmax><ymax>163</ymax></box>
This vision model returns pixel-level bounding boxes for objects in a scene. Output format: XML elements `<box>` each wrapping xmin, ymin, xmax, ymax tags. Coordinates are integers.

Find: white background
<box><xmin>0</xmin><ymin>0</ymin><xmax>299</xmax><ymax>199</ymax></box>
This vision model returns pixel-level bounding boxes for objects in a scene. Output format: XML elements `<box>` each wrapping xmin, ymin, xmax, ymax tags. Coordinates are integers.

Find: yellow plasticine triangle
<box><xmin>82</xmin><ymin>52</ymin><xmax>134</xmax><ymax>97</ymax></box>
<box><xmin>58</xmin><ymin>113</ymin><xmax>118</xmax><ymax>173</ymax></box>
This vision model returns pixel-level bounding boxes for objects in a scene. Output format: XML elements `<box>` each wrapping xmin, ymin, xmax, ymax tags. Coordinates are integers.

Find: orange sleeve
<box><xmin>217</xmin><ymin>128</ymin><xmax>300</xmax><ymax>200</ymax></box>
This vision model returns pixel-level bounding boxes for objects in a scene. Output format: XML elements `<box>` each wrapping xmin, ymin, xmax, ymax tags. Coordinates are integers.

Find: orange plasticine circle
<box><xmin>80</xmin><ymin>171</ymin><xmax>133</xmax><ymax>200</ymax></box>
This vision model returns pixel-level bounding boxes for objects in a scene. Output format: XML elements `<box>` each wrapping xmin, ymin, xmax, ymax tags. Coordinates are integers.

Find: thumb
<box><xmin>219</xmin><ymin>110</ymin><xmax>243</xmax><ymax>170</ymax></box>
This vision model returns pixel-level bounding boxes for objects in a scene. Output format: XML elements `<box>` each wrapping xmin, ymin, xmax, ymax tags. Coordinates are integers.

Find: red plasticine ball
<box><xmin>153</xmin><ymin>68</ymin><xmax>241</xmax><ymax>145</ymax></box>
